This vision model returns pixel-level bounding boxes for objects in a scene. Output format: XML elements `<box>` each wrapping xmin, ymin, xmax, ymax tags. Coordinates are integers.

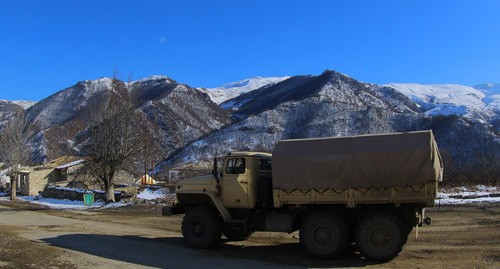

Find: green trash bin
<box><xmin>83</xmin><ymin>193</ymin><xmax>94</xmax><ymax>206</ymax></box>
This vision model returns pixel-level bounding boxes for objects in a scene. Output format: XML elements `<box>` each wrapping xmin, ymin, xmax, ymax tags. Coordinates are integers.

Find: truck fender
<box><xmin>176</xmin><ymin>190</ymin><xmax>232</xmax><ymax>222</ymax></box>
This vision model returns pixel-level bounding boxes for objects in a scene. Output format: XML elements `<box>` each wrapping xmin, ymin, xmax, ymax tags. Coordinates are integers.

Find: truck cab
<box><xmin>218</xmin><ymin>152</ymin><xmax>272</xmax><ymax>209</ymax></box>
<box><xmin>171</xmin><ymin>152</ymin><xmax>272</xmax><ymax>220</ymax></box>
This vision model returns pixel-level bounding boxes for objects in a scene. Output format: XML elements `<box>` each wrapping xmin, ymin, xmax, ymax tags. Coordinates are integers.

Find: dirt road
<box><xmin>0</xmin><ymin>201</ymin><xmax>499</xmax><ymax>268</ymax></box>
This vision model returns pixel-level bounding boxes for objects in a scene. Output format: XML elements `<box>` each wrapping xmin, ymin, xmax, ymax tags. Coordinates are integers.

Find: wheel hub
<box><xmin>191</xmin><ymin>221</ymin><xmax>204</xmax><ymax>237</ymax></box>
<box><xmin>314</xmin><ymin>226</ymin><xmax>333</xmax><ymax>246</ymax></box>
<box><xmin>370</xmin><ymin>227</ymin><xmax>391</xmax><ymax>248</ymax></box>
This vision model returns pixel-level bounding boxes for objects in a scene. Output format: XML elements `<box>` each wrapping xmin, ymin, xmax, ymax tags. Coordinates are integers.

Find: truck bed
<box><xmin>271</xmin><ymin>130</ymin><xmax>443</xmax><ymax>208</ymax></box>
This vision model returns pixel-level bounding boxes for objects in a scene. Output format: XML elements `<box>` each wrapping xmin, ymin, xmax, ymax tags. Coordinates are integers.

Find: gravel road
<box><xmin>0</xmin><ymin>201</ymin><xmax>498</xmax><ymax>268</ymax></box>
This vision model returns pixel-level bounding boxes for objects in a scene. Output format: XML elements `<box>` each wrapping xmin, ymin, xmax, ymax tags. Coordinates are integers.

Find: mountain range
<box><xmin>0</xmin><ymin>70</ymin><xmax>498</xmax><ymax>184</ymax></box>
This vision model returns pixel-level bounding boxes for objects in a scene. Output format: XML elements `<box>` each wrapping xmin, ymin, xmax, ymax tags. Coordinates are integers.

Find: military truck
<box><xmin>163</xmin><ymin>130</ymin><xmax>443</xmax><ymax>261</ymax></box>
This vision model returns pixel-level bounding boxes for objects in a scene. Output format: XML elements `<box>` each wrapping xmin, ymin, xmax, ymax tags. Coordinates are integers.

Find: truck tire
<box><xmin>355</xmin><ymin>211</ymin><xmax>404</xmax><ymax>261</ymax></box>
<box><xmin>299</xmin><ymin>210</ymin><xmax>349</xmax><ymax>258</ymax></box>
<box><xmin>181</xmin><ymin>206</ymin><xmax>223</xmax><ymax>248</ymax></box>
<box><xmin>223</xmin><ymin>227</ymin><xmax>254</xmax><ymax>241</ymax></box>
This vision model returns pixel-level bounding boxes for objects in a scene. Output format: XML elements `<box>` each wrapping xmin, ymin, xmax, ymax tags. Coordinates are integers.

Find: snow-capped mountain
<box><xmin>474</xmin><ymin>83</ymin><xmax>500</xmax><ymax>114</ymax></box>
<box><xmin>213</xmin><ymin>79</ymin><xmax>499</xmax><ymax>123</ymax></box>
<box><xmin>385</xmin><ymin>83</ymin><xmax>496</xmax><ymax>120</ymax></box>
<box><xmin>23</xmin><ymin>76</ymin><xmax>230</xmax><ymax>162</ymax></box>
<box><xmin>162</xmin><ymin>71</ymin><xmax>499</xmax><ymax>184</ymax></box>
<box><xmin>1</xmin><ymin>71</ymin><xmax>498</xmax><ymax>184</ymax></box>
<box><xmin>199</xmin><ymin>76</ymin><xmax>289</xmax><ymax>104</ymax></box>
<box><xmin>474</xmin><ymin>83</ymin><xmax>500</xmax><ymax>95</ymax></box>
<box><xmin>12</xmin><ymin>100</ymin><xmax>36</xmax><ymax>109</ymax></box>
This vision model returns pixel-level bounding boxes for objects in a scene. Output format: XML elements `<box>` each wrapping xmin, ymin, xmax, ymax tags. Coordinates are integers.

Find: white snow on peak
<box><xmin>200</xmin><ymin>76</ymin><xmax>290</xmax><ymax>104</ymax></box>
<box><xmin>82</xmin><ymin>78</ymin><xmax>114</xmax><ymax>93</ymax></box>
<box><xmin>92</xmin><ymin>77</ymin><xmax>114</xmax><ymax>85</ymax></box>
<box><xmin>78</xmin><ymin>78</ymin><xmax>114</xmax><ymax>98</ymax></box>
<box><xmin>474</xmin><ymin>83</ymin><xmax>500</xmax><ymax>94</ymax></box>
<box><xmin>386</xmin><ymin>83</ymin><xmax>494</xmax><ymax>118</ymax></box>
<box><xmin>474</xmin><ymin>84</ymin><xmax>500</xmax><ymax>112</ymax></box>
<box><xmin>133</xmin><ymin>75</ymin><xmax>172</xmax><ymax>84</ymax></box>
<box><xmin>0</xmin><ymin>100</ymin><xmax>36</xmax><ymax>109</ymax></box>
<box><xmin>12</xmin><ymin>100</ymin><xmax>36</xmax><ymax>109</ymax></box>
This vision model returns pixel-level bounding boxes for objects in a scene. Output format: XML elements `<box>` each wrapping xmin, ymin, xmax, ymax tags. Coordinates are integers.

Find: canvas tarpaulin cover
<box><xmin>272</xmin><ymin>130</ymin><xmax>443</xmax><ymax>190</ymax></box>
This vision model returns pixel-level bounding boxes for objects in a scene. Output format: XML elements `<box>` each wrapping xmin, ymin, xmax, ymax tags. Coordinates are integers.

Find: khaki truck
<box><xmin>163</xmin><ymin>130</ymin><xmax>443</xmax><ymax>261</ymax></box>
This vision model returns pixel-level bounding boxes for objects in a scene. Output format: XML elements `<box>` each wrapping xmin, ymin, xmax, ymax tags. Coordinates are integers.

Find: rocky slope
<box><xmin>0</xmin><ymin>100</ymin><xmax>27</xmax><ymax>127</ymax></box>
<box><xmin>1</xmin><ymin>72</ymin><xmax>498</xmax><ymax>184</ymax></box>
<box><xmin>22</xmin><ymin>76</ymin><xmax>230</xmax><ymax>163</ymax></box>
<box><xmin>163</xmin><ymin>71</ymin><xmax>499</xmax><ymax>184</ymax></box>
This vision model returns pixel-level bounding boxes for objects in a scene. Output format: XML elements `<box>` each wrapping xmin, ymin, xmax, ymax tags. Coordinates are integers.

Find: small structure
<box><xmin>139</xmin><ymin>174</ymin><xmax>157</xmax><ymax>185</ymax></box>
<box><xmin>17</xmin><ymin>156</ymin><xmax>84</xmax><ymax>196</ymax></box>
<box><xmin>6</xmin><ymin>156</ymin><xmax>136</xmax><ymax>197</ymax></box>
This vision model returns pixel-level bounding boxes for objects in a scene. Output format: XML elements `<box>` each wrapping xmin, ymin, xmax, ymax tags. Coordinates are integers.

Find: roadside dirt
<box><xmin>0</xmin><ymin>200</ymin><xmax>499</xmax><ymax>268</ymax></box>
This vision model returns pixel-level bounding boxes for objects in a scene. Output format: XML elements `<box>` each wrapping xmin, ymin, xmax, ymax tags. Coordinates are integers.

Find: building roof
<box><xmin>226</xmin><ymin>151</ymin><xmax>272</xmax><ymax>158</ymax></box>
<box><xmin>55</xmin><ymin>159</ymin><xmax>85</xmax><ymax>169</ymax></box>
<box><xmin>35</xmin><ymin>156</ymin><xmax>84</xmax><ymax>170</ymax></box>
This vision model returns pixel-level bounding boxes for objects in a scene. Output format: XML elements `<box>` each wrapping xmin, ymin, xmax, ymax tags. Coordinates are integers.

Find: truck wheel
<box><xmin>299</xmin><ymin>210</ymin><xmax>349</xmax><ymax>258</ymax></box>
<box><xmin>181</xmin><ymin>206</ymin><xmax>223</xmax><ymax>248</ymax></box>
<box><xmin>355</xmin><ymin>211</ymin><xmax>403</xmax><ymax>261</ymax></box>
<box><xmin>223</xmin><ymin>227</ymin><xmax>254</xmax><ymax>241</ymax></box>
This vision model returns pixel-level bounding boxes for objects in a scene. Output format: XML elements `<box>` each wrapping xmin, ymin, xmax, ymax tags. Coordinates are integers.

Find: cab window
<box><xmin>226</xmin><ymin>158</ymin><xmax>246</xmax><ymax>174</ymax></box>
<box><xmin>259</xmin><ymin>158</ymin><xmax>272</xmax><ymax>171</ymax></box>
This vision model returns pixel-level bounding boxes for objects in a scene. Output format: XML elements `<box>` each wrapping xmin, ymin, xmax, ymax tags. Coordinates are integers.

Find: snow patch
<box><xmin>0</xmin><ymin>195</ymin><xmax>129</xmax><ymax>210</ymax></box>
<box><xmin>137</xmin><ymin>187</ymin><xmax>170</xmax><ymax>200</ymax></box>
<box><xmin>425</xmin><ymin>104</ymin><xmax>468</xmax><ymax>116</ymax></box>
<box><xmin>133</xmin><ymin>75</ymin><xmax>172</xmax><ymax>84</ymax></box>
<box><xmin>201</xmin><ymin>76</ymin><xmax>290</xmax><ymax>104</ymax></box>
<box><xmin>12</xmin><ymin>100</ymin><xmax>36</xmax><ymax>109</ymax></box>
<box><xmin>436</xmin><ymin>185</ymin><xmax>500</xmax><ymax>205</ymax></box>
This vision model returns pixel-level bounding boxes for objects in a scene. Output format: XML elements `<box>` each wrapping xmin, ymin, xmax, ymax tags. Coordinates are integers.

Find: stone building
<box><xmin>9</xmin><ymin>156</ymin><xmax>137</xmax><ymax>197</ymax></box>
<box><xmin>17</xmin><ymin>156</ymin><xmax>84</xmax><ymax>196</ymax></box>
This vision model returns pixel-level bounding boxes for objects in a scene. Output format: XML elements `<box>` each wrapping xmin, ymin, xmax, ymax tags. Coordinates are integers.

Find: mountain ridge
<box><xmin>156</xmin><ymin>72</ymin><xmax>499</xmax><ymax>185</ymax></box>
<box><xmin>0</xmin><ymin>72</ymin><xmax>498</xmax><ymax>184</ymax></box>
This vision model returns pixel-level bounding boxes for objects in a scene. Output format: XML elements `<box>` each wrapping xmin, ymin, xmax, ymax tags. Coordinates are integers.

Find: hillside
<box><xmin>0</xmin><ymin>72</ymin><xmax>498</xmax><ymax>184</ymax></box>
<box><xmin>21</xmin><ymin>76</ymin><xmax>230</xmax><ymax>163</ymax></box>
<box><xmin>162</xmin><ymin>71</ymin><xmax>499</xmax><ymax>185</ymax></box>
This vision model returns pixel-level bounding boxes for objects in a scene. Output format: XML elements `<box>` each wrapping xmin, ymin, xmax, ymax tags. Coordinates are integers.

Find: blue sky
<box><xmin>0</xmin><ymin>0</ymin><xmax>499</xmax><ymax>101</ymax></box>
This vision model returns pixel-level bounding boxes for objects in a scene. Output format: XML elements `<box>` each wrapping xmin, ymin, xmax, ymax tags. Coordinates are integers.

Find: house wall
<box><xmin>0</xmin><ymin>175</ymin><xmax>9</xmax><ymax>190</ymax></box>
<box><xmin>28</xmin><ymin>169</ymin><xmax>53</xmax><ymax>196</ymax></box>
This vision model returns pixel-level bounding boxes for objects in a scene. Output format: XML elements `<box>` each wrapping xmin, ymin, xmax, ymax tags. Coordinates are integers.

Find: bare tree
<box><xmin>83</xmin><ymin>77</ymin><xmax>143</xmax><ymax>202</ymax></box>
<box><xmin>0</xmin><ymin>110</ymin><xmax>30</xmax><ymax>200</ymax></box>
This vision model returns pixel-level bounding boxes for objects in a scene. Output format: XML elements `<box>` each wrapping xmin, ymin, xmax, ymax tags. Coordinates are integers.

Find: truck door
<box><xmin>222</xmin><ymin>157</ymin><xmax>249</xmax><ymax>208</ymax></box>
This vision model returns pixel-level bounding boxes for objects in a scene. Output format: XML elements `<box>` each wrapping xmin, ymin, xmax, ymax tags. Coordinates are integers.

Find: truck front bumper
<box><xmin>162</xmin><ymin>203</ymin><xmax>184</xmax><ymax>216</ymax></box>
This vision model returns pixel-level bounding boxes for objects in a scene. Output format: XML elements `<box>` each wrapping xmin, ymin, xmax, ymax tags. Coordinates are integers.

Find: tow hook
<box><xmin>423</xmin><ymin>217</ymin><xmax>432</xmax><ymax>225</ymax></box>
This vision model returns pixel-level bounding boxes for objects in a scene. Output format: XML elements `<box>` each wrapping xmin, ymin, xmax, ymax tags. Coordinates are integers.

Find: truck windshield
<box><xmin>226</xmin><ymin>158</ymin><xmax>246</xmax><ymax>174</ymax></box>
